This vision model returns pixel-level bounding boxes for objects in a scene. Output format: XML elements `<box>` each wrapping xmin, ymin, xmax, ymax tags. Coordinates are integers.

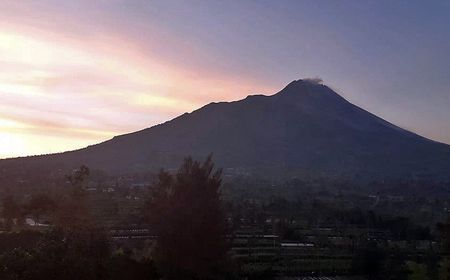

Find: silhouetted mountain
<box><xmin>2</xmin><ymin>79</ymin><xmax>450</xmax><ymax>181</ymax></box>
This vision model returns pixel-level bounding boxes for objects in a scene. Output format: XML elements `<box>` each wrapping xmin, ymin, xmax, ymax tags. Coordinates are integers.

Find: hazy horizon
<box><xmin>1</xmin><ymin>0</ymin><xmax>449</xmax><ymax>158</ymax></box>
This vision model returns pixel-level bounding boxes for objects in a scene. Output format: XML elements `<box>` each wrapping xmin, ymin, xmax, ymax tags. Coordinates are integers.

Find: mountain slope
<box><xmin>2</xmin><ymin>79</ymin><xmax>450</xmax><ymax>180</ymax></box>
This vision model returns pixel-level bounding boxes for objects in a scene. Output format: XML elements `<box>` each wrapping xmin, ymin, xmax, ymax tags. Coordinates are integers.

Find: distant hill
<box><xmin>2</xmin><ymin>79</ymin><xmax>450</xmax><ymax>181</ymax></box>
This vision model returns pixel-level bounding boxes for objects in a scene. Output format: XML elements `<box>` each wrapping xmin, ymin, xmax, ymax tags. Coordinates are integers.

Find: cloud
<box><xmin>0</xmin><ymin>6</ymin><xmax>277</xmax><ymax>158</ymax></box>
<box><xmin>304</xmin><ymin>77</ymin><xmax>324</xmax><ymax>84</ymax></box>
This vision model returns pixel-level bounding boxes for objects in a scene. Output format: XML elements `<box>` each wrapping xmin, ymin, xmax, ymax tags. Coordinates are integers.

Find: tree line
<box><xmin>1</xmin><ymin>156</ymin><xmax>450</xmax><ymax>279</ymax></box>
<box><xmin>0</xmin><ymin>156</ymin><xmax>232</xmax><ymax>280</ymax></box>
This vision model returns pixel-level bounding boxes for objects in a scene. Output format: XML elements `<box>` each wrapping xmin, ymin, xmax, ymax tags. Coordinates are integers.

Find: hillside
<box><xmin>2</xmin><ymin>79</ymin><xmax>450</xmax><ymax>181</ymax></box>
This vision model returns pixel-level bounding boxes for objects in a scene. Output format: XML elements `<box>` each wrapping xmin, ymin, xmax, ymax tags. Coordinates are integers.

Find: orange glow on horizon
<box><xmin>0</xmin><ymin>26</ymin><xmax>276</xmax><ymax>159</ymax></box>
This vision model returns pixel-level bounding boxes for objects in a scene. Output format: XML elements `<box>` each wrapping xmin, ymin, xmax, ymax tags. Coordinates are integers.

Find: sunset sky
<box><xmin>0</xmin><ymin>0</ymin><xmax>449</xmax><ymax>159</ymax></box>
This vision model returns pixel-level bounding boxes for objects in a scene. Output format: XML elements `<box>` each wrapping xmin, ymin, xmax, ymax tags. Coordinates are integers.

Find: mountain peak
<box><xmin>289</xmin><ymin>78</ymin><xmax>323</xmax><ymax>86</ymax></box>
<box><xmin>274</xmin><ymin>78</ymin><xmax>348</xmax><ymax>108</ymax></box>
<box><xmin>2</xmin><ymin>79</ymin><xmax>449</xmax><ymax>182</ymax></box>
<box><xmin>278</xmin><ymin>78</ymin><xmax>325</xmax><ymax>95</ymax></box>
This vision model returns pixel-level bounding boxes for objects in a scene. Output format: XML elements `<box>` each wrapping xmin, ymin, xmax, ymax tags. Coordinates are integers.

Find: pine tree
<box><xmin>146</xmin><ymin>155</ymin><xmax>229</xmax><ymax>279</ymax></box>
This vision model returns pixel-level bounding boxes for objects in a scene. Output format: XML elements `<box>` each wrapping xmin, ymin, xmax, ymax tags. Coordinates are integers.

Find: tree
<box><xmin>407</xmin><ymin>261</ymin><xmax>429</xmax><ymax>280</ymax></box>
<box><xmin>24</xmin><ymin>193</ymin><xmax>57</xmax><ymax>225</ymax></box>
<box><xmin>56</xmin><ymin>165</ymin><xmax>91</xmax><ymax>230</ymax></box>
<box><xmin>146</xmin><ymin>156</ymin><xmax>229</xmax><ymax>279</ymax></box>
<box><xmin>383</xmin><ymin>249</ymin><xmax>409</xmax><ymax>280</ymax></box>
<box><xmin>0</xmin><ymin>228</ymin><xmax>110</xmax><ymax>280</ymax></box>
<box><xmin>352</xmin><ymin>241</ymin><xmax>386</xmax><ymax>280</ymax></box>
<box><xmin>437</xmin><ymin>219</ymin><xmax>450</xmax><ymax>280</ymax></box>
<box><xmin>439</xmin><ymin>258</ymin><xmax>450</xmax><ymax>280</ymax></box>
<box><xmin>66</xmin><ymin>165</ymin><xmax>90</xmax><ymax>198</ymax></box>
<box><xmin>1</xmin><ymin>189</ymin><xmax>21</xmax><ymax>231</ymax></box>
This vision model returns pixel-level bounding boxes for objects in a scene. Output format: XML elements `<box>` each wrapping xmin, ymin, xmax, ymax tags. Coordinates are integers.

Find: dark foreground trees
<box><xmin>146</xmin><ymin>155</ymin><xmax>230</xmax><ymax>279</ymax></box>
<box><xmin>0</xmin><ymin>227</ymin><xmax>159</xmax><ymax>280</ymax></box>
<box><xmin>0</xmin><ymin>228</ymin><xmax>108</xmax><ymax>280</ymax></box>
<box><xmin>0</xmin><ymin>159</ymin><xmax>230</xmax><ymax>280</ymax></box>
<box><xmin>0</xmin><ymin>164</ymin><xmax>159</xmax><ymax>280</ymax></box>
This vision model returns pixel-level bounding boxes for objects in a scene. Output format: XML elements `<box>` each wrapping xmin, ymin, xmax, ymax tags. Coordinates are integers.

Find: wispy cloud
<box><xmin>0</xmin><ymin>3</ymin><xmax>276</xmax><ymax>158</ymax></box>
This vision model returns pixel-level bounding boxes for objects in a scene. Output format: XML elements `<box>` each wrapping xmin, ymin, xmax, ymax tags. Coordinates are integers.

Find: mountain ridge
<box><xmin>1</xmin><ymin>79</ymin><xmax>450</xmax><ymax>182</ymax></box>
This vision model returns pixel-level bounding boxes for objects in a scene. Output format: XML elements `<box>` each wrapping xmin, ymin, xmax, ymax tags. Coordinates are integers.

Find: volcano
<box><xmin>2</xmin><ymin>79</ymin><xmax>450</xmax><ymax>181</ymax></box>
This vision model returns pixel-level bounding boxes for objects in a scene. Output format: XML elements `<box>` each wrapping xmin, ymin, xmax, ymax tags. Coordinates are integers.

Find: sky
<box><xmin>0</xmin><ymin>0</ymin><xmax>449</xmax><ymax>159</ymax></box>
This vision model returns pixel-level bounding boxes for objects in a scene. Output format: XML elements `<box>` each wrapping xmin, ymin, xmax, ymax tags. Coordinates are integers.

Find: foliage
<box><xmin>146</xmin><ymin>155</ymin><xmax>229</xmax><ymax>279</ymax></box>
<box><xmin>24</xmin><ymin>193</ymin><xmax>57</xmax><ymax>224</ymax></box>
<box><xmin>65</xmin><ymin>165</ymin><xmax>90</xmax><ymax>198</ymax></box>
<box><xmin>439</xmin><ymin>258</ymin><xmax>450</xmax><ymax>280</ymax></box>
<box><xmin>1</xmin><ymin>190</ymin><xmax>21</xmax><ymax>230</ymax></box>
<box><xmin>352</xmin><ymin>241</ymin><xmax>386</xmax><ymax>280</ymax></box>
<box><xmin>0</xmin><ymin>227</ymin><xmax>106</xmax><ymax>280</ymax></box>
<box><xmin>407</xmin><ymin>261</ymin><xmax>429</xmax><ymax>280</ymax></box>
<box><xmin>55</xmin><ymin>166</ymin><xmax>92</xmax><ymax>231</ymax></box>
